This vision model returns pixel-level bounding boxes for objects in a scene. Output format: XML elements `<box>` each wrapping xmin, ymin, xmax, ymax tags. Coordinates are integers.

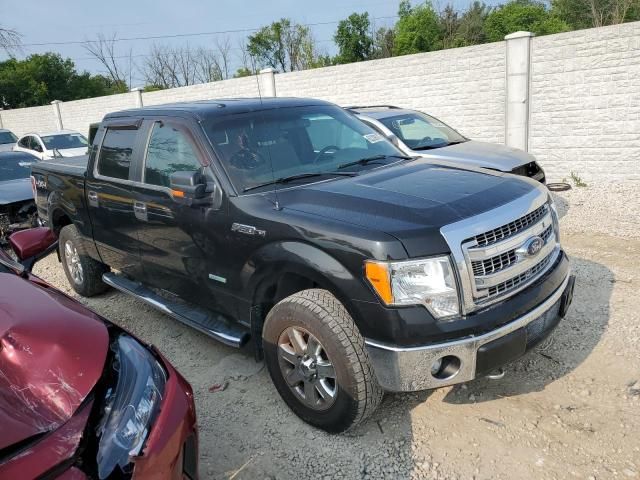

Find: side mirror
<box><xmin>8</xmin><ymin>227</ymin><xmax>58</xmax><ymax>272</ymax></box>
<box><xmin>170</xmin><ymin>171</ymin><xmax>206</xmax><ymax>199</ymax></box>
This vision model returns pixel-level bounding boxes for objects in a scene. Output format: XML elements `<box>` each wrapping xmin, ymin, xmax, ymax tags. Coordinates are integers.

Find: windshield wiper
<box><xmin>243</xmin><ymin>171</ymin><xmax>357</xmax><ymax>193</ymax></box>
<box><xmin>337</xmin><ymin>154</ymin><xmax>412</xmax><ymax>170</ymax></box>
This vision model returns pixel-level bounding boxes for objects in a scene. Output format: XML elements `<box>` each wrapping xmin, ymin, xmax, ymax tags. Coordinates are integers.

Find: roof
<box><xmin>20</xmin><ymin>130</ymin><xmax>83</xmax><ymax>138</ymax></box>
<box><xmin>104</xmin><ymin>97</ymin><xmax>335</xmax><ymax>121</ymax></box>
<box><xmin>0</xmin><ymin>129</ymin><xmax>14</xmax><ymax>133</ymax></box>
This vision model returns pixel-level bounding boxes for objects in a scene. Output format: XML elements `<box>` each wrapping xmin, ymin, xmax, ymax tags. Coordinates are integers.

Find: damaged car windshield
<box><xmin>204</xmin><ymin>105</ymin><xmax>404</xmax><ymax>193</ymax></box>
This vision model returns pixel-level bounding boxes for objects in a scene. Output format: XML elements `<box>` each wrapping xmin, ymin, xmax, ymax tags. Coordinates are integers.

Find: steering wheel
<box><xmin>313</xmin><ymin>145</ymin><xmax>341</xmax><ymax>164</ymax></box>
<box><xmin>230</xmin><ymin>148</ymin><xmax>266</xmax><ymax>170</ymax></box>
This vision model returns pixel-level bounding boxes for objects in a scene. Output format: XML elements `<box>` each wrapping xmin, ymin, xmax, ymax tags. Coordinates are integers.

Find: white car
<box><xmin>0</xmin><ymin>129</ymin><xmax>18</xmax><ymax>152</ymax></box>
<box><xmin>13</xmin><ymin>130</ymin><xmax>88</xmax><ymax>160</ymax></box>
<box><xmin>347</xmin><ymin>105</ymin><xmax>546</xmax><ymax>183</ymax></box>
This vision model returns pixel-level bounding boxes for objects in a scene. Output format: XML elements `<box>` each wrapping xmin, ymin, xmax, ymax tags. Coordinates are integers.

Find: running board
<box><xmin>102</xmin><ymin>272</ymin><xmax>250</xmax><ymax>348</ymax></box>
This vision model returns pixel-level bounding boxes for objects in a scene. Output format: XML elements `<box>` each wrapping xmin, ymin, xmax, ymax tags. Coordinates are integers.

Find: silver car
<box><xmin>0</xmin><ymin>129</ymin><xmax>18</xmax><ymax>153</ymax></box>
<box><xmin>347</xmin><ymin>105</ymin><xmax>545</xmax><ymax>183</ymax></box>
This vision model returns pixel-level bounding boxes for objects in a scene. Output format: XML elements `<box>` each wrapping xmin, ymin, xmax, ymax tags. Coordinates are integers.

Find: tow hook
<box><xmin>486</xmin><ymin>368</ymin><xmax>505</xmax><ymax>380</ymax></box>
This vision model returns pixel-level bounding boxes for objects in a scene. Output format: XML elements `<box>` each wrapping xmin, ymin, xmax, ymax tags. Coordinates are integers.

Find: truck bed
<box><xmin>33</xmin><ymin>155</ymin><xmax>88</xmax><ymax>177</ymax></box>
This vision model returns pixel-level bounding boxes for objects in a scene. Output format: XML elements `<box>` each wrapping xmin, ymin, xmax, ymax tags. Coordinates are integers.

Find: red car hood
<box><xmin>0</xmin><ymin>272</ymin><xmax>109</xmax><ymax>450</ymax></box>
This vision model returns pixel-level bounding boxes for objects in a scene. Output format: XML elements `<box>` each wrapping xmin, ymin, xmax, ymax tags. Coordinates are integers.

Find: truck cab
<box><xmin>32</xmin><ymin>98</ymin><xmax>574</xmax><ymax>433</ymax></box>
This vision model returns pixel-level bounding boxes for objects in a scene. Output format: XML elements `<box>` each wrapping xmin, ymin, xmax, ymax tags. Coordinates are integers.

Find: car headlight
<box><xmin>548</xmin><ymin>196</ymin><xmax>561</xmax><ymax>243</ymax></box>
<box><xmin>365</xmin><ymin>256</ymin><xmax>460</xmax><ymax>318</ymax></box>
<box><xmin>96</xmin><ymin>335</ymin><xmax>166</xmax><ymax>479</ymax></box>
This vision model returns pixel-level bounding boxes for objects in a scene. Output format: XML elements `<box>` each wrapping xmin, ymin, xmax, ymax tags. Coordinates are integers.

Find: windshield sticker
<box><xmin>364</xmin><ymin>133</ymin><xmax>384</xmax><ymax>143</ymax></box>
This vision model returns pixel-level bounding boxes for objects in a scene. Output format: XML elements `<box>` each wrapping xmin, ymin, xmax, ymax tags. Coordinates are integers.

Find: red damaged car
<box><xmin>0</xmin><ymin>228</ymin><xmax>198</xmax><ymax>479</ymax></box>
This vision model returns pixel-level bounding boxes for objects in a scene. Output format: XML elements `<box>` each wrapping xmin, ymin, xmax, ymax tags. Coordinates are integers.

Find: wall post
<box><xmin>505</xmin><ymin>31</ymin><xmax>534</xmax><ymax>151</ymax></box>
<box><xmin>131</xmin><ymin>87</ymin><xmax>144</xmax><ymax>107</ymax></box>
<box><xmin>51</xmin><ymin>100</ymin><xmax>64</xmax><ymax>131</ymax></box>
<box><xmin>259</xmin><ymin>68</ymin><xmax>277</xmax><ymax>97</ymax></box>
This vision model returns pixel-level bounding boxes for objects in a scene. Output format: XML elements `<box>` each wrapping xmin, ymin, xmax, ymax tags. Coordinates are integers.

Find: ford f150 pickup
<box><xmin>32</xmin><ymin>98</ymin><xmax>575</xmax><ymax>433</ymax></box>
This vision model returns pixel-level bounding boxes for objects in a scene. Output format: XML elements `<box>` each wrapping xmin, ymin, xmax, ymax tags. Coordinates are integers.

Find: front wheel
<box><xmin>262</xmin><ymin>289</ymin><xmax>383</xmax><ymax>433</ymax></box>
<box><xmin>59</xmin><ymin>224</ymin><xmax>110</xmax><ymax>297</ymax></box>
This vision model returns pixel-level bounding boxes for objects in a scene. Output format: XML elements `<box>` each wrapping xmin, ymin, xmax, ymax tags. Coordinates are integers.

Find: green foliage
<box><xmin>372</xmin><ymin>27</ymin><xmax>396</xmax><ymax>59</ymax></box>
<box><xmin>394</xmin><ymin>1</ymin><xmax>441</xmax><ymax>55</ymax></box>
<box><xmin>247</xmin><ymin>18</ymin><xmax>322</xmax><ymax>72</ymax></box>
<box><xmin>334</xmin><ymin>12</ymin><xmax>374</xmax><ymax>64</ymax></box>
<box><xmin>551</xmin><ymin>0</ymin><xmax>640</xmax><ymax>29</ymax></box>
<box><xmin>454</xmin><ymin>1</ymin><xmax>491</xmax><ymax>46</ymax></box>
<box><xmin>484</xmin><ymin>0</ymin><xmax>570</xmax><ymax>42</ymax></box>
<box><xmin>0</xmin><ymin>53</ymin><xmax>125</xmax><ymax>108</ymax></box>
<box><xmin>570</xmin><ymin>171</ymin><xmax>587</xmax><ymax>187</ymax></box>
<box><xmin>233</xmin><ymin>67</ymin><xmax>254</xmax><ymax>78</ymax></box>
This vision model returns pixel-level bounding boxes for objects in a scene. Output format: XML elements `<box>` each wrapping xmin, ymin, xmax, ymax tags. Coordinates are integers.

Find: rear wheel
<box><xmin>59</xmin><ymin>224</ymin><xmax>109</xmax><ymax>297</ymax></box>
<box><xmin>262</xmin><ymin>289</ymin><xmax>383</xmax><ymax>433</ymax></box>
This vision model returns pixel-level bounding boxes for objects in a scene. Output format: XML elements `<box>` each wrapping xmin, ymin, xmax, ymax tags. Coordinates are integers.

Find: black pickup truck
<box><xmin>32</xmin><ymin>98</ymin><xmax>575</xmax><ymax>432</ymax></box>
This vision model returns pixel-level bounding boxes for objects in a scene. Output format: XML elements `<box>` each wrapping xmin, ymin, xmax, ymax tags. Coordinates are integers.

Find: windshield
<box><xmin>41</xmin><ymin>133</ymin><xmax>88</xmax><ymax>150</ymax></box>
<box><xmin>0</xmin><ymin>131</ymin><xmax>18</xmax><ymax>145</ymax></box>
<box><xmin>204</xmin><ymin>105</ymin><xmax>404</xmax><ymax>193</ymax></box>
<box><xmin>0</xmin><ymin>156</ymin><xmax>36</xmax><ymax>181</ymax></box>
<box><xmin>377</xmin><ymin>112</ymin><xmax>467</xmax><ymax>150</ymax></box>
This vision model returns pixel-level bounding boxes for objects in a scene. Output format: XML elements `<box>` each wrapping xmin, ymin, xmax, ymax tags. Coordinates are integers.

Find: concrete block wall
<box><xmin>276</xmin><ymin>42</ymin><xmax>506</xmax><ymax>144</ymax></box>
<box><xmin>529</xmin><ymin>22</ymin><xmax>640</xmax><ymax>182</ymax></box>
<box><xmin>2</xmin><ymin>21</ymin><xmax>640</xmax><ymax>182</ymax></box>
<box><xmin>0</xmin><ymin>104</ymin><xmax>56</xmax><ymax>135</ymax></box>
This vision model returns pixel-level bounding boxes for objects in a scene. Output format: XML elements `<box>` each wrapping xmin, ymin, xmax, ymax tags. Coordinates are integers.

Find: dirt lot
<box><xmin>33</xmin><ymin>182</ymin><xmax>640</xmax><ymax>480</ymax></box>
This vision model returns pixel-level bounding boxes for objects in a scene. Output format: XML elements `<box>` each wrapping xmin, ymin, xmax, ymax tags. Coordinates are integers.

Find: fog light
<box><xmin>431</xmin><ymin>355</ymin><xmax>461</xmax><ymax>380</ymax></box>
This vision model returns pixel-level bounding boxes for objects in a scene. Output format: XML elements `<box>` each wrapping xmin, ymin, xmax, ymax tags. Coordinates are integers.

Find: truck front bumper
<box><xmin>365</xmin><ymin>271</ymin><xmax>575</xmax><ymax>392</ymax></box>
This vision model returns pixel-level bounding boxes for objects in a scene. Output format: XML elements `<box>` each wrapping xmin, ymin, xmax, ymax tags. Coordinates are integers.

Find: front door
<box><xmin>129</xmin><ymin>119</ymin><xmax>227</xmax><ymax>309</ymax></box>
<box><xmin>85</xmin><ymin>123</ymin><xmax>145</xmax><ymax>278</ymax></box>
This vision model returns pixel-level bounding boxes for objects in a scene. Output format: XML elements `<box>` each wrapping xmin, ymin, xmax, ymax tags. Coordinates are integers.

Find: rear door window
<box><xmin>97</xmin><ymin>128</ymin><xmax>137</xmax><ymax>180</ymax></box>
<box><xmin>144</xmin><ymin>122</ymin><xmax>202</xmax><ymax>188</ymax></box>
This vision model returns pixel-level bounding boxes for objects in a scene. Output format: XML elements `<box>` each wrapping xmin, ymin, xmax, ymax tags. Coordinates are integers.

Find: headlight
<box><xmin>365</xmin><ymin>256</ymin><xmax>460</xmax><ymax>318</ymax></box>
<box><xmin>96</xmin><ymin>335</ymin><xmax>166</xmax><ymax>479</ymax></box>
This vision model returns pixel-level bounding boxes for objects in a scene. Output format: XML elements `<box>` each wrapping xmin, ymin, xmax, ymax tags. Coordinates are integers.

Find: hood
<box><xmin>54</xmin><ymin>147</ymin><xmax>88</xmax><ymax>158</ymax></box>
<box><xmin>278</xmin><ymin>160</ymin><xmax>538</xmax><ymax>257</ymax></box>
<box><xmin>0</xmin><ymin>178</ymin><xmax>33</xmax><ymax>205</ymax></box>
<box><xmin>417</xmin><ymin>140</ymin><xmax>536</xmax><ymax>172</ymax></box>
<box><xmin>0</xmin><ymin>272</ymin><xmax>109</xmax><ymax>450</ymax></box>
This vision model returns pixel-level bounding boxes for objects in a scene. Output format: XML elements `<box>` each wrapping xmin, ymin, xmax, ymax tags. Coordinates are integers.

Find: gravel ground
<box><xmin>32</xmin><ymin>181</ymin><xmax>640</xmax><ymax>480</ymax></box>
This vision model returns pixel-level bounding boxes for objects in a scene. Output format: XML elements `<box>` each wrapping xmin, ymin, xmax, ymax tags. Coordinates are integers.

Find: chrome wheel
<box><xmin>64</xmin><ymin>240</ymin><xmax>83</xmax><ymax>285</ymax></box>
<box><xmin>277</xmin><ymin>326</ymin><xmax>337</xmax><ymax>410</ymax></box>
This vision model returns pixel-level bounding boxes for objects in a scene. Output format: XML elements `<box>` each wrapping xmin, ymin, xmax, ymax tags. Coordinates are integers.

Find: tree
<box><xmin>439</xmin><ymin>4</ymin><xmax>461</xmax><ymax>49</ymax></box>
<box><xmin>0</xmin><ymin>26</ymin><xmax>21</xmax><ymax>55</ymax></box>
<box><xmin>455</xmin><ymin>2</ymin><xmax>491</xmax><ymax>46</ymax></box>
<box><xmin>247</xmin><ymin>18</ymin><xmax>322</xmax><ymax>72</ymax></box>
<box><xmin>0</xmin><ymin>53</ymin><xmax>123</xmax><ymax>108</ymax></box>
<box><xmin>551</xmin><ymin>0</ymin><xmax>640</xmax><ymax>28</ymax></box>
<box><xmin>334</xmin><ymin>12</ymin><xmax>374</xmax><ymax>64</ymax></box>
<box><xmin>373</xmin><ymin>27</ymin><xmax>396</xmax><ymax>59</ymax></box>
<box><xmin>83</xmin><ymin>33</ymin><xmax>130</xmax><ymax>90</ymax></box>
<box><xmin>484</xmin><ymin>0</ymin><xmax>570</xmax><ymax>42</ymax></box>
<box><xmin>394</xmin><ymin>1</ymin><xmax>442</xmax><ymax>55</ymax></box>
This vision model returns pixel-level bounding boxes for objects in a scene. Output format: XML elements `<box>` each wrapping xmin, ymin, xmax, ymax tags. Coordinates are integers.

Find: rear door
<box><xmin>85</xmin><ymin>120</ymin><xmax>145</xmax><ymax>278</ymax></box>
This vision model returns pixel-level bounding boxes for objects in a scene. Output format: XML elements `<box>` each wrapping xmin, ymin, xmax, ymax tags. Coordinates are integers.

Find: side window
<box><xmin>18</xmin><ymin>136</ymin><xmax>30</xmax><ymax>148</ymax></box>
<box><xmin>30</xmin><ymin>137</ymin><xmax>43</xmax><ymax>152</ymax></box>
<box><xmin>144</xmin><ymin>122</ymin><xmax>202</xmax><ymax>188</ymax></box>
<box><xmin>97</xmin><ymin>128</ymin><xmax>137</xmax><ymax>180</ymax></box>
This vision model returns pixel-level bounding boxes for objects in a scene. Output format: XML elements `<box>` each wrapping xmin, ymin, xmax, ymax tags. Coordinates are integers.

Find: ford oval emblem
<box><xmin>524</xmin><ymin>236</ymin><xmax>544</xmax><ymax>256</ymax></box>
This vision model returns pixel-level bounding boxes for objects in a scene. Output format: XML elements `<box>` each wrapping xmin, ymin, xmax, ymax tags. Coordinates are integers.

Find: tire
<box><xmin>59</xmin><ymin>224</ymin><xmax>110</xmax><ymax>297</ymax></box>
<box><xmin>262</xmin><ymin>289</ymin><xmax>383</xmax><ymax>433</ymax></box>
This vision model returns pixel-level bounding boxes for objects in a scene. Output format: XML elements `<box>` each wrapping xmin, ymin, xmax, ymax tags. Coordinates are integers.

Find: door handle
<box><xmin>87</xmin><ymin>191</ymin><xmax>98</xmax><ymax>207</ymax></box>
<box><xmin>134</xmin><ymin>201</ymin><xmax>148</xmax><ymax>221</ymax></box>
<box><xmin>133</xmin><ymin>202</ymin><xmax>147</xmax><ymax>212</ymax></box>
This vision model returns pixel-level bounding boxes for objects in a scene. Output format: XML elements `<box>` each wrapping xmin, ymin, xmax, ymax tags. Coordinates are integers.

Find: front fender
<box><xmin>244</xmin><ymin>240</ymin><xmax>375</xmax><ymax>314</ymax></box>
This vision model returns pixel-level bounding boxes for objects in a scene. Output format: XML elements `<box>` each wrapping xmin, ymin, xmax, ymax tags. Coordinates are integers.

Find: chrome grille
<box><xmin>485</xmin><ymin>251</ymin><xmax>553</xmax><ymax>298</ymax></box>
<box><xmin>463</xmin><ymin>201</ymin><xmax>558</xmax><ymax>306</ymax></box>
<box><xmin>472</xmin><ymin>204</ymin><xmax>548</xmax><ymax>247</ymax></box>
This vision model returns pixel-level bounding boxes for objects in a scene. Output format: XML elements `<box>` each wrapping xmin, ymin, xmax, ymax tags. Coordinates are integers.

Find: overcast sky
<box><xmin>1</xmin><ymin>0</ymin><xmax>500</xmax><ymax>85</ymax></box>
